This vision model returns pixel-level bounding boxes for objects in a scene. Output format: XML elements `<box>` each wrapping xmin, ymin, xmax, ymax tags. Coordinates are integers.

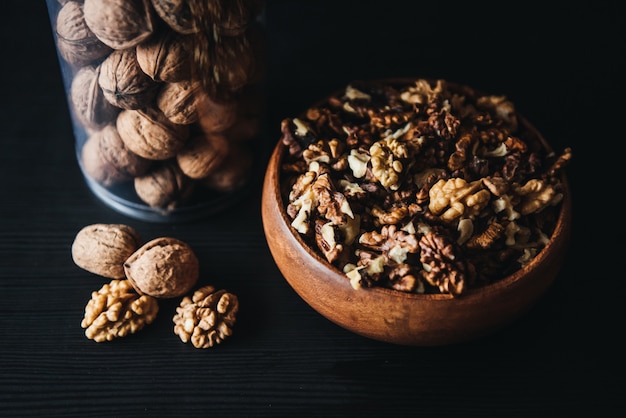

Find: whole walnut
<box><xmin>200</xmin><ymin>144</ymin><xmax>253</xmax><ymax>192</ymax></box>
<box><xmin>70</xmin><ymin>65</ymin><xmax>120</xmax><ymax>130</ymax></box>
<box><xmin>150</xmin><ymin>0</ymin><xmax>199</xmax><ymax>34</ymax></box>
<box><xmin>83</xmin><ymin>0</ymin><xmax>155</xmax><ymax>50</ymax></box>
<box><xmin>176</xmin><ymin>133</ymin><xmax>229</xmax><ymax>179</ymax></box>
<box><xmin>81</xmin><ymin>124</ymin><xmax>152</xmax><ymax>186</ymax></box>
<box><xmin>195</xmin><ymin>91</ymin><xmax>238</xmax><ymax>134</ymax></box>
<box><xmin>71</xmin><ymin>223</ymin><xmax>141</xmax><ymax>279</ymax></box>
<box><xmin>116</xmin><ymin>107</ymin><xmax>189</xmax><ymax>160</ymax></box>
<box><xmin>55</xmin><ymin>0</ymin><xmax>112</xmax><ymax>67</ymax></box>
<box><xmin>134</xmin><ymin>160</ymin><xmax>195</xmax><ymax>209</ymax></box>
<box><xmin>99</xmin><ymin>48</ymin><xmax>159</xmax><ymax>110</ymax></box>
<box><xmin>136</xmin><ymin>30</ymin><xmax>191</xmax><ymax>83</ymax></box>
<box><xmin>124</xmin><ymin>237</ymin><xmax>200</xmax><ymax>298</ymax></box>
<box><xmin>156</xmin><ymin>80</ymin><xmax>202</xmax><ymax>125</ymax></box>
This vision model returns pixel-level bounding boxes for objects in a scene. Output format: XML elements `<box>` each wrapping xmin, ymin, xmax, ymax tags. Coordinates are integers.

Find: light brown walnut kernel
<box><xmin>81</xmin><ymin>279</ymin><xmax>159</xmax><ymax>342</ymax></box>
<box><xmin>173</xmin><ymin>285</ymin><xmax>239</xmax><ymax>349</ymax></box>
<box><xmin>71</xmin><ymin>223</ymin><xmax>141</xmax><ymax>279</ymax></box>
<box><xmin>55</xmin><ymin>0</ymin><xmax>112</xmax><ymax>67</ymax></box>
<box><xmin>83</xmin><ymin>0</ymin><xmax>155</xmax><ymax>50</ymax></box>
<box><xmin>124</xmin><ymin>237</ymin><xmax>199</xmax><ymax>299</ymax></box>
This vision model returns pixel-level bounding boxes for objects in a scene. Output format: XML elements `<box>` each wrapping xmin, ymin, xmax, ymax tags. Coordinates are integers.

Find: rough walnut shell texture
<box><xmin>195</xmin><ymin>92</ymin><xmax>238</xmax><ymax>134</ymax></box>
<box><xmin>134</xmin><ymin>160</ymin><xmax>194</xmax><ymax>209</ymax></box>
<box><xmin>55</xmin><ymin>0</ymin><xmax>112</xmax><ymax>67</ymax></box>
<box><xmin>99</xmin><ymin>48</ymin><xmax>158</xmax><ymax>110</ymax></box>
<box><xmin>124</xmin><ymin>237</ymin><xmax>200</xmax><ymax>299</ymax></box>
<box><xmin>150</xmin><ymin>0</ymin><xmax>198</xmax><ymax>34</ymax></box>
<box><xmin>116</xmin><ymin>107</ymin><xmax>189</xmax><ymax>160</ymax></box>
<box><xmin>201</xmin><ymin>144</ymin><xmax>252</xmax><ymax>192</ymax></box>
<box><xmin>81</xmin><ymin>125</ymin><xmax>148</xmax><ymax>186</ymax></box>
<box><xmin>136</xmin><ymin>30</ymin><xmax>191</xmax><ymax>83</ymax></box>
<box><xmin>81</xmin><ymin>279</ymin><xmax>159</xmax><ymax>342</ymax></box>
<box><xmin>71</xmin><ymin>223</ymin><xmax>141</xmax><ymax>279</ymax></box>
<box><xmin>81</xmin><ymin>124</ymin><xmax>152</xmax><ymax>186</ymax></box>
<box><xmin>176</xmin><ymin>133</ymin><xmax>229</xmax><ymax>179</ymax></box>
<box><xmin>70</xmin><ymin>65</ymin><xmax>120</xmax><ymax>130</ymax></box>
<box><xmin>156</xmin><ymin>80</ymin><xmax>201</xmax><ymax>125</ymax></box>
<box><xmin>83</xmin><ymin>0</ymin><xmax>155</xmax><ymax>50</ymax></box>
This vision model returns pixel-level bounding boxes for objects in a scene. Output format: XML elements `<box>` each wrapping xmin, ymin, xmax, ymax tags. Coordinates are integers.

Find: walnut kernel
<box><xmin>173</xmin><ymin>285</ymin><xmax>239</xmax><ymax>348</ymax></box>
<box><xmin>81</xmin><ymin>279</ymin><xmax>159</xmax><ymax>342</ymax></box>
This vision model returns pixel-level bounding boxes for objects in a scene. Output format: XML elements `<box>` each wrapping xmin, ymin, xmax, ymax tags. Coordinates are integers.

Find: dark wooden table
<box><xmin>1</xmin><ymin>1</ymin><xmax>621</xmax><ymax>416</ymax></box>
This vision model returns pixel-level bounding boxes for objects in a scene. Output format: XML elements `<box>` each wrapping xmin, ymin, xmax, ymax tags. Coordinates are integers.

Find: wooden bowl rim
<box><xmin>264</xmin><ymin>77</ymin><xmax>572</xmax><ymax>303</ymax></box>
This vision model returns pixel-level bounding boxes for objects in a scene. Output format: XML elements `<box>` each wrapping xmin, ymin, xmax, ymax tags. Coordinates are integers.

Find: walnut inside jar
<box><xmin>136</xmin><ymin>30</ymin><xmax>192</xmax><ymax>83</ymax></box>
<box><xmin>70</xmin><ymin>65</ymin><xmax>120</xmax><ymax>130</ymax></box>
<box><xmin>98</xmin><ymin>48</ymin><xmax>159</xmax><ymax>110</ymax></box>
<box><xmin>55</xmin><ymin>0</ymin><xmax>112</xmax><ymax>67</ymax></box>
<box><xmin>83</xmin><ymin>0</ymin><xmax>155</xmax><ymax>50</ymax></box>
<box><xmin>116</xmin><ymin>107</ymin><xmax>190</xmax><ymax>160</ymax></box>
<box><xmin>81</xmin><ymin>124</ymin><xmax>152</xmax><ymax>186</ymax></box>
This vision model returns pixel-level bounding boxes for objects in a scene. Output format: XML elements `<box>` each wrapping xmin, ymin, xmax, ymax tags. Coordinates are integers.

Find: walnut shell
<box><xmin>156</xmin><ymin>80</ymin><xmax>202</xmax><ymax>125</ymax></box>
<box><xmin>99</xmin><ymin>48</ymin><xmax>159</xmax><ymax>110</ymax></box>
<box><xmin>124</xmin><ymin>237</ymin><xmax>199</xmax><ymax>298</ymax></box>
<box><xmin>136</xmin><ymin>30</ymin><xmax>191</xmax><ymax>83</ymax></box>
<box><xmin>203</xmin><ymin>32</ymin><xmax>256</xmax><ymax>97</ymax></box>
<box><xmin>195</xmin><ymin>91</ymin><xmax>238</xmax><ymax>134</ymax></box>
<box><xmin>200</xmin><ymin>144</ymin><xmax>253</xmax><ymax>192</ymax></box>
<box><xmin>150</xmin><ymin>0</ymin><xmax>199</xmax><ymax>34</ymax></box>
<box><xmin>176</xmin><ymin>133</ymin><xmax>229</xmax><ymax>179</ymax></box>
<box><xmin>83</xmin><ymin>0</ymin><xmax>155</xmax><ymax>50</ymax></box>
<box><xmin>70</xmin><ymin>65</ymin><xmax>120</xmax><ymax>130</ymax></box>
<box><xmin>116</xmin><ymin>107</ymin><xmax>189</xmax><ymax>160</ymax></box>
<box><xmin>221</xmin><ymin>86</ymin><xmax>265</xmax><ymax>143</ymax></box>
<box><xmin>81</xmin><ymin>124</ymin><xmax>152</xmax><ymax>186</ymax></box>
<box><xmin>71</xmin><ymin>223</ymin><xmax>142</xmax><ymax>279</ymax></box>
<box><xmin>55</xmin><ymin>0</ymin><xmax>112</xmax><ymax>67</ymax></box>
<box><xmin>134</xmin><ymin>160</ymin><xmax>194</xmax><ymax>209</ymax></box>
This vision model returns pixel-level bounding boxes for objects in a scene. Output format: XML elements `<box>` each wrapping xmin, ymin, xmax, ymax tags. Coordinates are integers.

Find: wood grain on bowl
<box><xmin>261</xmin><ymin>79</ymin><xmax>572</xmax><ymax>346</ymax></box>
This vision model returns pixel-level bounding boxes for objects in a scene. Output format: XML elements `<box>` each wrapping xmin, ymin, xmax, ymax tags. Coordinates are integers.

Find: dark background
<box><xmin>1</xmin><ymin>1</ymin><xmax>623</xmax><ymax>416</ymax></box>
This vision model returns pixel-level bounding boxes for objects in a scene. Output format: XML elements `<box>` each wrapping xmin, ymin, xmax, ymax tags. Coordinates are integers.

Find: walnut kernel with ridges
<box><xmin>173</xmin><ymin>285</ymin><xmax>239</xmax><ymax>348</ymax></box>
<box><xmin>81</xmin><ymin>279</ymin><xmax>159</xmax><ymax>342</ymax></box>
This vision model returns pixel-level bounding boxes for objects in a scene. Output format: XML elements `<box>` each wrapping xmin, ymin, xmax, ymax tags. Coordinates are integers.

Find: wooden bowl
<box><xmin>261</xmin><ymin>82</ymin><xmax>572</xmax><ymax>346</ymax></box>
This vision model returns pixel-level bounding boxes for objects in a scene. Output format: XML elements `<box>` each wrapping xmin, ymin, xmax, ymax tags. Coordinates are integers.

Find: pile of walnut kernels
<box><xmin>279</xmin><ymin>79</ymin><xmax>572</xmax><ymax>296</ymax></box>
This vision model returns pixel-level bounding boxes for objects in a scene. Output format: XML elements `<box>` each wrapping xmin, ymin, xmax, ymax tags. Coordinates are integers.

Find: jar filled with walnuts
<box><xmin>46</xmin><ymin>0</ymin><xmax>266</xmax><ymax>222</ymax></box>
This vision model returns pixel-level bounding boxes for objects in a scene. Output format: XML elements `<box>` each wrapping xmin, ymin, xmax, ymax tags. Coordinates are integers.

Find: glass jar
<box><xmin>46</xmin><ymin>0</ymin><xmax>266</xmax><ymax>222</ymax></box>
